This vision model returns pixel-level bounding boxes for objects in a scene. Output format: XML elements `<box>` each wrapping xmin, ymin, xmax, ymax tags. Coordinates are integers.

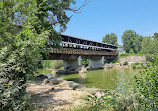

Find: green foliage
<box><xmin>81</xmin><ymin>59</ymin><xmax>89</xmax><ymax>67</ymax></box>
<box><xmin>141</xmin><ymin>36</ymin><xmax>158</xmax><ymax>55</ymax></box>
<box><xmin>120</xmin><ymin>52</ymin><xmax>143</xmax><ymax>57</ymax></box>
<box><xmin>0</xmin><ymin>80</ymin><xmax>30</xmax><ymax>111</ymax></box>
<box><xmin>135</xmin><ymin>56</ymin><xmax>158</xmax><ymax>110</ymax></box>
<box><xmin>86</xmin><ymin>90</ymin><xmax>143</xmax><ymax>111</ymax></box>
<box><xmin>120</xmin><ymin>50</ymin><xmax>135</xmax><ymax>57</ymax></box>
<box><xmin>141</xmin><ymin>36</ymin><xmax>153</xmax><ymax>54</ymax></box>
<box><xmin>84</xmin><ymin>55</ymin><xmax>158</xmax><ymax>111</ymax></box>
<box><xmin>68</xmin><ymin>105</ymin><xmax>94</xmax><ymax>111</ymax></box>
<box><xmin>122</xmin><ymin>30</ymin><xmax>142</xmax><ymax>53</ymax></box>
<box><xmin>0</xmin><ymin>0</ymin><xmax>81</xmax><ymax>110</ymax></box>
<box><xmin>102</xmin><ymin>33</ymin><xmax>118</xmax><ymax>45</ymax></box>
<box><xmin>86</xmin><ymin>91</ymin><xmax>111</xmax><ymax>110</ymax></box>
<box><xmin>145</xmin><ymin>54</ymin><xmax>154</xmax><ymax>62</ymax></box>
<box><xmin>131</xmin><ymin>62</ymin><xmax>141</xmax><ymax>69</ymax></box>
<box><xmin>123</xmin><ymin>61</ymin><xmax>128</xmax><ymax>65</ymax></box>
<box><xmin>131</xmin><ymin>63</ymin><xmax>136</xmax><ymax>69</ymax></box>
<box><xmin>115</xmin><ymin>58</ymin><xmax>120</xmax><ymax>63</ymax></box>
<box><xmin>153</xmin><ymin>32</ymin><xmax>158</xmax><ymax>40</ymax></box>
<box><xmin>129</xmin><ymin>49</ymin><xmax>135</xmax><ymax>55</ymax></box>
<box><xmin>41</xmin><ymin>60</ymin><xmax>63</xmax><ymax>69</ymax></box>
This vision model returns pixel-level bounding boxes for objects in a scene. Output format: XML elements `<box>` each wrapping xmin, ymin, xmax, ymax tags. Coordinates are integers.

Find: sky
<box><xmin>62</xmin><ymin>0</ymin><xmax>158</xmax><ymax>45</ymax></box>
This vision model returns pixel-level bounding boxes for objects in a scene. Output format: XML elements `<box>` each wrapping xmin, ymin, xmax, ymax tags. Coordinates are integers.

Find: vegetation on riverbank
<box><xmin>72</xmin><ymin>55</ymin><xmax>158</xmax><ymax>111</ymax></box>
<box><xmin>40</xmin><ymin>60</ymin><xmax>63</xmax><ymax>69</ymax></box>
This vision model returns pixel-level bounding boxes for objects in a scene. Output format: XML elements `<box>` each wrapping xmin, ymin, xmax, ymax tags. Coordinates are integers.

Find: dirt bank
<box><xmin>26</xmin><ymin>80</ymin><xmax>90</xmax><ymax>111</ymax></box>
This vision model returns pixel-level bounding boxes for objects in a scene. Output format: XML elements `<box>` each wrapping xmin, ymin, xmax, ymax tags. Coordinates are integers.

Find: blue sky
<box><xmin>63</xmin><ymin>0</ymin><xmax>158</xmax><ymax>45</ymax></box>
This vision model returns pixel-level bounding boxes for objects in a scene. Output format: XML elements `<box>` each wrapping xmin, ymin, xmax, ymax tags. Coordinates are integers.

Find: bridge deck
<box><xmin>50</xmin><ymin>48</ymin><xmax>117</xmax><ymax>56</ymax></box>
<box><xmin>48</xmin><ymin>34</ymin><xmax>118</xmax><ymax>60</ymax></box>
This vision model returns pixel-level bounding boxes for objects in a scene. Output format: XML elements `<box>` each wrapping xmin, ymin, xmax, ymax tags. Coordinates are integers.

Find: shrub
<box><xmin>81</xmin><ymin>59</ymin><xmax>89</xmax><ymax>67</ymax></box>
<box><xmin>85</xmin><ymin>55</ymin><xmax>158</xmax><ymax>111</ymax></box>
<box><xmin>0</xmin><ymin>80</ymin><xmax>30</xmax><ymax>111</ymax></box>
<box><xmin>123</xmin><ymin>61</ymin><xmax>128</xmax><ymax>65</ymax></box>
<box><xmin>135</xmin><ymin>55</ymin><xmax>158</xmax><ymax>110</ymax></box>
<box><xmin>86</xmin><ymin>90</ymin><xmax>143</xmax><ymax>111</ymax></box>
<box><xmin>41</xmin><ymin>60</ymin><xmax>63</xmax><ymax>69</ymax></box>
<box><xmin>131</xmin><ymin>63</ymin><xmax>136</xmax><ymax>69</ymax></box>
<box><xmin>145</xmin><ymin>54</ymin><xmax>154</xmax><ymax>62</ymax></box>
<box><xmin>131</xmin><ymin>62</ymin><xmax>141</xmax><ymax>69</ymax></box>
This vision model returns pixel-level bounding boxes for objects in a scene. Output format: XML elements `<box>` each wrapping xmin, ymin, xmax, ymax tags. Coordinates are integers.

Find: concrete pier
<box><xmin>63</xmin><ymin>56</ymin><xmax>82</xmax><ymax>70</ymax></box>
<box><xmin>89</xmin><ymin>56</ymin><xmax>104</xmax><ymax>68</ymax></box>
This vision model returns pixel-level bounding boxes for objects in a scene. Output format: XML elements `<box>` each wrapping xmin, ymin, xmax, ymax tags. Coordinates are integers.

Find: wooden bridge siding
<box><xmin>50</xmin><ymin>48</ymin><xmax>117</xmax><ymax>56</ymax></box>
<box><xmin>48</xmin><ymin>53</ymin><xmax>117</xmax><ymax>60</ymax></box>
<box><xmin>48</xmin><ymin>48</ymin><xmax>118</xmax><ymax>60</ymax></box>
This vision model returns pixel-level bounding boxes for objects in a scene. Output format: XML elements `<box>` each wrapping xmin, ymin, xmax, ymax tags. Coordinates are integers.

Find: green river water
<box><xmin>37</xmin><ymin>68</ymin><xmax>141</xmax><ymax>90</ymax></box>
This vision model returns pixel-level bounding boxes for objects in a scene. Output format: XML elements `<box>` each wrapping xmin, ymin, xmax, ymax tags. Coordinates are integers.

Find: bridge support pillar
<box><xmin>89</xmin><ymin>56</ymin><xmax>104</xmax><ymax>68</ymax></box>
<box><xmin>63</xmin><ymin>56</ymin><xmax>82</xmax><ymax>70</ymax></box>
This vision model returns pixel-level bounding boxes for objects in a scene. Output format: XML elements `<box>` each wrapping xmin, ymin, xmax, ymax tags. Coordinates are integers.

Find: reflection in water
<box><xmin>37</xmin><ymin>68</ymin><xmax>141</xmax><ymax>91</ymax></box>
<box><xmin>51</xmin><ymin>69</ymin><xmax>56</xmax><ymax>78</ymax></box>
<box><xmin>79</xmin><ymin>73</ymin><xmax>87</xmax><ymax>84</ymax></box>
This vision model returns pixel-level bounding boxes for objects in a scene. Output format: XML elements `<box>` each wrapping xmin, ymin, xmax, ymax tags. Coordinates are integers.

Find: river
<box><xmin>37</xmin><ymin>68</ymin><xmax>141</xmax><ymax>91</ymax></box>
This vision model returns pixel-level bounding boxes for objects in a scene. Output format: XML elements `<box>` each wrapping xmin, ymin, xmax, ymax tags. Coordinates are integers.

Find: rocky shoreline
<box><xmin>29</xmin><ymin>56</ymin><xmax>146</xmax><ymax>110</ymax></box>
<box><xmin>27</xmin><ymin>75</ymin><xmax>104</xmax><ymax>111</ymax></box>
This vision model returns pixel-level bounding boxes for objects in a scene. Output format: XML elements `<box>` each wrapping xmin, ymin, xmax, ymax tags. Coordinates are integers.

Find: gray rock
<box><xmin>37</xmin><ymin>74</ymin><xmax>48</xmax><ymax>81</ymax></box>
<box><xmin>46</xmin><ymin>73</ymin><xmax>53</xmax><ymax>79</ymax></box>
<box><xmin>73</xmin><ymin>84</ymin><xmax>85</xmax><ymax>90</ymax></box>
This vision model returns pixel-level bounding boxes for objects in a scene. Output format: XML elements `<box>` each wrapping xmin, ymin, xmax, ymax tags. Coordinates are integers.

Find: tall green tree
<box><xmin>153</xmin><ymin>32</ymin><xmax>158</xmax><ymax>40</ymax></box>
<box><xmin>121</xmin><ymin>30</ymin><xmax>142</xmax><ymax>53</ymax></box>
<box><xmin>102</xmin><ymin>33</ymin><xmax>118</xmax><ymax>45</ymax></box>
<box><xmin>141</xmin><ymin>36</ymin><xmax>158</xmax><ymax>54</ymax></box>
<box><xmin>141</xmin><ymin>36</ymin><xmax>153</xmax><ymax>54</ymax></box>
<box><xmin>0</xmin><ymin>0</ymin><xmax>87</xmax><ymax>110</ymax></box>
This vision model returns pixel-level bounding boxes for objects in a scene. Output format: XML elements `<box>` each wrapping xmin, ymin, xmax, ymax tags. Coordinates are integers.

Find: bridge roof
<box><xmin>61</xmin><ymin>34</ymin><xmax>118</xmax><ymax>48</ymax></box>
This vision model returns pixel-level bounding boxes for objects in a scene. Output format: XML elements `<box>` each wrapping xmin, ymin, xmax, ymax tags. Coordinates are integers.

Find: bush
<box><xmin>41</xmin><ymin>60</ymin><xmax>63</xmax><ymax>69</ymax></box>
<box><xmin>86</xmin><ymin>90</ymin><xmax>143</xmax><ymax>111</ymax></box>
<box><xmin>135</xmin><ymin>55</ymin><xmax>158</xmax><ymax>110</ymax></box>
<box><xmin>0</xmin><ymin>80</ymin><xmax>30</xmax><ymax>111</ymax></box>
<box><xmin>145</xmin><ymin>54</ymin><xmax>154</xmax><ymax>62</ymax></box>
<box><xmin>81</xmin><ymin>59</ymin><xmax>89</xmax><ymax>67</ymax></box>
<box><xmin>131</xmin><ymin>62</ymin><xmax>141</xmax><ymax>69</ymax></box>
<box><xmin>85</xmin><ymin>55</ymin><xmax>158</xmax><ymax>111</ymax></box>
<box><xmin>123</xmin><ymin>61</ymin><xmax>128</xmax><ymax>65</ymax></box>
<box><xmin>131</xmin><ymin>63</ymin><xmax>136</xmax><ymax>69</ymax></box>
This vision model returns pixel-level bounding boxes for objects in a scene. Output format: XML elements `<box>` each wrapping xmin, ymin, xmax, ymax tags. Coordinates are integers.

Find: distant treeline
<box><xmin>102</xmin><ymin>30</ymin><xmax>158</xmax><ymax>55</ymax></box>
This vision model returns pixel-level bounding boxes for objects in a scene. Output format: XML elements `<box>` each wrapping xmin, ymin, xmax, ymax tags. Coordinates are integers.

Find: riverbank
<box><xmin>26</xmin><ymin>78</ymin><xmax>103</xmax><ymax>111</ymax></box>
<box><xmin>104</xmin><ymin>56</ymin><xmax>146</xmax><ymax>69</ymax></box>
<box><xmin>29</xmin><ymin>56</ymin><xmax>146</xmax><ymax>110</ymax></box>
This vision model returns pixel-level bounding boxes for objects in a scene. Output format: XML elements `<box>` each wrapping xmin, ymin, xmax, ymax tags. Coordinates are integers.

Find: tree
<box><xmin>0</xmin><ymin>0</ymin><xmax>88</xmax><ymax>110</ymax></box>
<box><xmin>153</xmin><ymin>32</ymin><xmax>158</xmax><ymax>40</ymax></box>
<box><xmin>141</xmin><ymin>36</ymin><xmax>153</xmax><ymax>54</ymax></box>
<box><xmin>121</xmin><ymin>30</ymin><xmax>142</xmax><ymax>53</ymax></box>
<box><xmin>102</xmin><ymin>33</ymin><xmax>118</xmax><ymax>45</ymax></box>
<box><xmin>141</xmin><ymin>36</ymin><xmax>158</xmax><ymax>54</ymax></box>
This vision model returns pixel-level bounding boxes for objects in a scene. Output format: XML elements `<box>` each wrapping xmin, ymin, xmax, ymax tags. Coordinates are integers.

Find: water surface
<box><xmin>37</xmin><ymin>68</ymin><xmax>141</xmax><ymax>90</ymax></box>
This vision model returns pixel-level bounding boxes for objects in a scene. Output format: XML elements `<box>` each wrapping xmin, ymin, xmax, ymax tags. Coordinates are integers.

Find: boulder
<box><xmin>46</xmin><ymin>73</ymin><xmax>53</xmax><ymax>79</ymax></box>
<box><xmin>73</xmin><ymin>84</ymin><xmax>85</xmax><ymax>90</ymax></box>
<box><xmin>37</xmin><ymin>74</ymin><xmax>48</xmax><ymax>81</ymax></box>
